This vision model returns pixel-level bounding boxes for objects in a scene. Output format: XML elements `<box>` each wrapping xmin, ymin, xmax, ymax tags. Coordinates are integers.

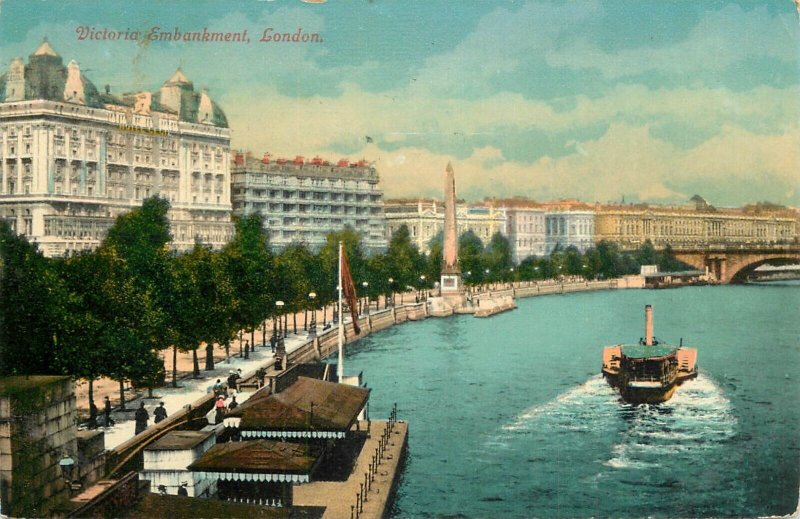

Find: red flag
<box><xmin>340</xmin><ymin>246</ymin><xmax>361</xmax><ymax>335</ymax></box>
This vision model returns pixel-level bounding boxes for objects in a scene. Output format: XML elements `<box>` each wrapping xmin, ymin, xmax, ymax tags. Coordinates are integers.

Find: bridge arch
<box><xmin>727</xmin><ymin>256</ymin><xmax>800</xmax><ymax>283</ymax></box>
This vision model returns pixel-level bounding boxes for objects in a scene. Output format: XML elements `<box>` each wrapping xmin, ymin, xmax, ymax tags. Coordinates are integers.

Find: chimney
<box><xmin>644</xmin><ymin>305</ymin><xmax>654</xmax><ymax>346</ymax></box>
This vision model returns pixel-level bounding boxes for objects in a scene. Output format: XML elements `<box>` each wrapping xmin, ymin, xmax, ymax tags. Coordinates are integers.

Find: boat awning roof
<box><xmin>228</xmin><ymin>376</ymin><xmax>369</xmax><ymax>433</ymax></box>
<box><xmin>187</xmin><ymin>439</ymin><xmax>321</xmax><ymax>476</ymax></box>
<box><xmin>621</xmin><ymin>344</ymin><xmax>677</xmax><ymax>359</ymax></box>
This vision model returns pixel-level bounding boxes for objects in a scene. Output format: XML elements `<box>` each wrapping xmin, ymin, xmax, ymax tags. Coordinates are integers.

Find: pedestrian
<box><xmin>228</xmin><ymin>396</ymin><xmax>238</xmax><ymax>411</ymax></box>
<box><xmin>104</xmin><ymin>396</ymin><xmax>114</xmax><ymax>427</ymax></box>
<box><xmin>213</xmin><ymin>378</ymin><xmax>223</xmax><ymax>397</ymax></box>
<box><xmin>154</xmin><ymin>402</ymin><xmax>168</xmax><ymax>424</ymax></box>
<box><xmin>134</xmin><ymin>402</ymin><xmax>149</xmax><ymax>435</ymax></box>
<box><xmin>88</xmin><ymin>401</ymin><xmax>98</xmax><ymax>429</ymax></box>
<box><xmin>256</xmin><ymin>367</ymin><xmax>267</xmax><ymax>388</ymax></box>
<box><xmin>177</xmin><ymin>483</ymin><xmax>189</xmax><ymax>497</ymax></box>
<box><xmin>214</xmin><ymin>396</ymin><xmax>226</xmax><ymax>424</ymax></box>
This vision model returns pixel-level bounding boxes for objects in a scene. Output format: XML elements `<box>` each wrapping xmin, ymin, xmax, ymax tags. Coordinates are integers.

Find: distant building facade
<box><xmin>544</xmin><ymin>209</ymin><xmax>595</xmax><ymax>254</ymax></box>
<box><xmin>384</xmin><ymin>199</ymin><xmax>507</xmax><ymax>254</ymax></box>
<box><xmin>231</xmin><ymin>153</ymin><xmax>387</xmax><ymax>254</ymax></box>
<box><xmin>504</xmin><ymin>206</ymin><xmax>546</xmax><ymax>262</ymax></box>
<box><xmin>0</xmin><ymin>40</ymin><xmax>233</xmax><ymax>256</ymax></box>
<box><xmin>595</xmin><ymin>204</ymin><xmax>797</xmax><ymax>250</ymax></box>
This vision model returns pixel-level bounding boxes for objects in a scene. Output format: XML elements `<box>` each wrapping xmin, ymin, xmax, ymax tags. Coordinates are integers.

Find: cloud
<box><xmin>546</xmin><ymin>4</ymin><xmax>798</xmax><ymax>81</ymax></box>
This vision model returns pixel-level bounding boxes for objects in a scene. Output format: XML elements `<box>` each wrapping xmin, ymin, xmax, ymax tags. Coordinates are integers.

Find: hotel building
<box><xmin>0</xmin><ymin>40</ymin><xmax>232</xmax><ymax>256</ymax></box>
<box><xmin>231</xmin><ymin>152</ymin><xmax>387</xmax><ymax>254</ymax></box>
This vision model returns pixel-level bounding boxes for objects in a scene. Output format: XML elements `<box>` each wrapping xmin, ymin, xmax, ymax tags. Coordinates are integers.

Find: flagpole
<box><xmin>337</xmin><ymin>240</ymin><xmax>344</xmax><ymax>380</ymax></box>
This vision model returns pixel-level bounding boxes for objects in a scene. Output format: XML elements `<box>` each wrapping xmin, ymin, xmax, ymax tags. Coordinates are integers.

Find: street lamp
<box><xmin>59</xmin><ymin>453</ymin><xmax>75</xmax><ymax>482</ymax></box>
<box><xmin>361</xmin><ymin>281</ymin><xmax>369</xmax><ymax>314</ymax></box>
<box><xmin>275</xmin><ymin>300</ymin><xmax>285</xmax><ymax>339</ymax></box>
<box><xmin>308</xmin><ymin>292</ymin><xmax>317</xmax><ymax>335</ymax></box>
<box><xmin>387</xmin><ymin>278</ymin><xmax>394</xmax><ymax>308</ymax></box>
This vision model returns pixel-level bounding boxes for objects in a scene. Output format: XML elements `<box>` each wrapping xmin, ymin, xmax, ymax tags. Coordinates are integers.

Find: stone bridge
<box><xmin>670</xmin><ymin>244</ymin><xmax>800</xmax><ymax>284</ymax></box>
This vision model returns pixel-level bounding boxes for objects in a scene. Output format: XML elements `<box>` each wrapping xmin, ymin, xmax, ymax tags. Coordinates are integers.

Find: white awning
<box><xmin>239</xmin><ymin>430</ymin><xmax>346</xmax><ymax>439</ymax></box>
<box><xmin>195</xmin><ymin>471</ymin><xmax>309</xmax><ymax>483</ymax></box>
<box><xmin>223</xmin><ymin>417</ymin><xmax>241</xmax><ymax>428</ymax></box>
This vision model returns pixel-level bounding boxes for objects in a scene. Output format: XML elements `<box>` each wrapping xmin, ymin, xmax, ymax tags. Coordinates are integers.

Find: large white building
<box><xmin>384</xmin><ymin>200</ymin><xmax>508</xmax><ymax>255</ymax></box>
<box><xmin>544</xmin><ymin>209</ymin><xmax>595</xmax><ymax>254</ymax></box>
<box><xmin>0</xmin><ymin>40</ymin><xmax>233</xmax><ymax>256</ymax></box>
<box><xmin>504</xmin><ymin>206</ymin><xmax>546</xmax><ymax>263</ymax></box>
<box><xmin>231</xmin><ymin>153</ymin><xmax>387</xmax><ymax>254</ymax></box>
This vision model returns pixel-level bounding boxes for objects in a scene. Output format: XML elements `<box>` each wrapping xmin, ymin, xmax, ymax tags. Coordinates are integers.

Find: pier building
<box><xmin>384</xmin><ymin>199</ymin><xmax>507</xmax><ymax>255</ymax></box>
<box><xmin>0</xmin><ymin>40</ymin><xmax>233</xmax><ymax>256</ymax></box>
<box><xmin>231</xmin><ymin>152</ymin><xmax>387</xmax><ymax>254</ymax></box>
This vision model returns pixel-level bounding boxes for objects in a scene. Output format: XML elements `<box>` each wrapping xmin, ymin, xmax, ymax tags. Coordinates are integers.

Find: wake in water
<box><xmin>606</xmin><ymin>373</ymin><xmax>737</xmax><ymax>469</ymax></box>
<box><xmin>484</xmin><ymin>372</ymin><xmax>736</xmax><ymax>472</ymax></box>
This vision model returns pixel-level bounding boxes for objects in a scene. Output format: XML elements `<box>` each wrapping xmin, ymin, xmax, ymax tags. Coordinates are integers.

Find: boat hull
<box><xmin>603</xmin><ymin>370</ymin><xmax>696</xmax><ymax>404</ymax></box>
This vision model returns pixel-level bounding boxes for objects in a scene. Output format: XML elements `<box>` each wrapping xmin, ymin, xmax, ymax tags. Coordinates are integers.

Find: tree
<box><xmin>459</xmin><ymin>231</ymin><xmax>485</xmax><ymax>284</ymax></box>
<box><xmin>57</xmin><ymin>250</ymin><xmax>119</xmax><ymax>414</ymax></box>
<box><xmin>424</xmin><ymin>231</ymin><xmax>444</xmax><ymax>287</ymax></box>
<box><xmin>0</xmin><ymin>222</ymin><xmax>67</xmax><ymax>375</ymax></box>
<box><xmin>276</xmin><ymin>244</ymin><xmax>314</xmax><ymax>334</ymax></box>
<box><xmin>636</xmin><ymin>239</ymin><xmax>658</xmax><ymax>267</ymax></box>
<box><xmin>483</xmin><ymin>232</ymin><xmax>513</xmax><ymax>281</ymax></box>
<box><xmin>100</xmin><ymin>197</ymin><xmax>174</xmax><ymax>399</ymax></box>
<box><xmin>223</xmin><ymin>214</ymin><xmax>274</xmax><ymax>355</ymax></box>
<box><xmin>170</xmin><ymin>245</ymin><xmax>236</xmax><ymax>381</ymax></box>
<box><xmin>386</xmin><ymin>225</ymin><xmax>424</xmax><ymax>292</ymax></box>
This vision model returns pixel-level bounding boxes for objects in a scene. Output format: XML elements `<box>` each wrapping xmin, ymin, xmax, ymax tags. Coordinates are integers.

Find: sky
<box><xmin>0</xmin><ymin>0</ymin><xmax>798</xmax><ymax>206</ymax></box>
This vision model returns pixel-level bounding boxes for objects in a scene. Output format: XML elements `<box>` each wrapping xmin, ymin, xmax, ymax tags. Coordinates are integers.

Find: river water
<box><xmin>339</xmin><ymin>282</ymin><xmax>800</xmax><ymax>518</ymax></box>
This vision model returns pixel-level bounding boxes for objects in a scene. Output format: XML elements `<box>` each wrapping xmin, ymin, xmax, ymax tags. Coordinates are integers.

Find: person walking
<box><xmin>228</xmin><ymin>396</ymin><xmax>238</xmax><ymax>411</ymax></box>
<box><xmin>213</xmin><ymin>379</ymin><xmax>224</xmax><ymax>397</ymax></box>
<box><xmin>256</xmin><ymin>367</ymin><xmax>267</xmax><ymax>388</ymax></box>
<box><xmin>134</xmin><ymin>402</ymin><xmax>149</xmax><ymax>435</ymax></box>
<box><xmin>154</xmin><ymin>402</ymin><xmax>168</xmax><ymax>424</ymax></box>
<box><xmin>214</xmin><ymin>396</ymin><xmax>226</xmax><ymax>424</ymax></box>
<box><xmin>104</xmin><ymin>396</ymin><xmax>114</xmax><ymax>427</ymax></box>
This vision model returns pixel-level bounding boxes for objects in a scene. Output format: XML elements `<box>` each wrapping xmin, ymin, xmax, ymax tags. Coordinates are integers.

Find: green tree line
<box><xmin>0</xmin><ymin>197</ymin><xmax>685</xmax><ymax>411</ymax></box>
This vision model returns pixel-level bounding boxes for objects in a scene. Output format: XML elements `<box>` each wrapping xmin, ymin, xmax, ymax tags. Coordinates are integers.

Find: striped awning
<box><xmin>194</xmin><ymin>471</ymin><xmax>309</xmax><ymax>483</ymax></box>
<box><xmin>241</xmin><ymin>430</ymin><xmax>346</xmax><ymax>439</ymax></box>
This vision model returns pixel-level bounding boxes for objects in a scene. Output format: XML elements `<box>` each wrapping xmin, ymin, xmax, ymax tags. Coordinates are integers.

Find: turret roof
<box><xmin>33</xmin><ymin>39</ymin><xmax>59</xmax><ymax>57</ymax></box>
<box><xmin>165</xmin><ymin>68</ymin><xmax>192</xmax><ymax>85</ymax></box>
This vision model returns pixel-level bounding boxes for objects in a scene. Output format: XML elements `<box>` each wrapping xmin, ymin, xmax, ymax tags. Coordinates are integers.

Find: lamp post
<box><xmin>387</xmin><ymin>277</ymin><xmax>394</xmax><ymax>308</ymax></box>
<box><xmin>362</xmin><ymin>281</ymin><xmax>369</xmax><ymax>315</ymax></box>
<box><xmin>419</xmin><ymin>275</ymin><xmax>426</xmax><ymax>300</ymax></box>
<box><xmin>276</xmin><ymin>300</ymin><xmax>285</xmax><ymax>339</ymax></box>
<box><xmin>59</xmin><ymin>453</ymin><xmax>75</xmax><ymax>491</ymax></box>
<box><xmin>308</xmin><ymin>292</ymin><xmax>317</xmax><ymax>335</ymax></box>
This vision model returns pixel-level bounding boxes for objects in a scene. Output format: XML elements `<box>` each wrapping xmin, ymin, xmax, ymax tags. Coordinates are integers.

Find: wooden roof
<box><xmin>229</xmin><ymin>377</ymin><xmax>369</xmax><ymax>432</ymax></box>
<box><xmin>187</xmin><ymin>440</ymin><xmax>320</xmax><ymax>474</ymax></box>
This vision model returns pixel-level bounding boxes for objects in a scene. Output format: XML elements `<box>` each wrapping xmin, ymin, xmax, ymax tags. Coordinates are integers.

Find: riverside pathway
<box><xmin>100</xmin><ymin>333</ymin><xmax>311</xmax><ymax>449</ymax></box>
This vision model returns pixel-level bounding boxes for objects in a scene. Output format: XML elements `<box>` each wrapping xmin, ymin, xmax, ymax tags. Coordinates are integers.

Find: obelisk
<box><xmin>440</xmin><ymin>162</ymin><xmax>463</xmax><ymax>296</ymax></box>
